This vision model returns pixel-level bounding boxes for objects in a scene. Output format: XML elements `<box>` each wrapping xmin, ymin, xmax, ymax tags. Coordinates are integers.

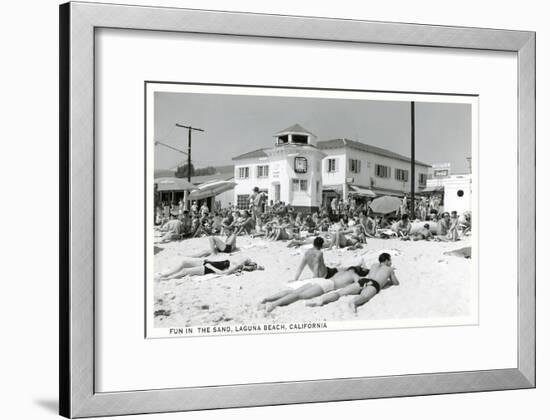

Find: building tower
<box><xmin>232</xmin><ymin>124</ymin><xmax>326</xmax><ymax>212</ymax></box>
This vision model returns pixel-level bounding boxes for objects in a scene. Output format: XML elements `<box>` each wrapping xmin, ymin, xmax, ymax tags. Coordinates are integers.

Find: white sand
<box><xmin>153</xmin><ymin>235</ymin><xmax>473</xmax><ymax>328</ymax></box>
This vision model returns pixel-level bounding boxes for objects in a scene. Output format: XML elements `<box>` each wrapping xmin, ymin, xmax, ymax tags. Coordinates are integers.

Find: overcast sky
<box><xmin>154</xmin><ymin>91</ymin><xmax>472</xmax><ymax>173</ymax></box>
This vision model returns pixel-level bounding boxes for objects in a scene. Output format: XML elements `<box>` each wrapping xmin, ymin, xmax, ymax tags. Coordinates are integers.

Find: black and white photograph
<box><xmin>146</xmin><ymin>84</ymin><xmax>477</xmax><ymax>337</ymax></box>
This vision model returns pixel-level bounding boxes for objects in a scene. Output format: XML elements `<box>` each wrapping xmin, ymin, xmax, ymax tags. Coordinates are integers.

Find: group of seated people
<box><xmin>391</xmin><ymin>210</ymin><xmax>471</xmax><ymax>241</ymax></box>
<box><xmin>156</xmin><ymin>202</ymin><xmax>471</xmax><ymax>247</ymax></box>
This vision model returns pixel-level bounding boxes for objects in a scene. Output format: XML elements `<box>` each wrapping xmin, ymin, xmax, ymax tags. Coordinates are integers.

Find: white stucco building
<box><xmin>232</xmin><ymin>124</ymin><xmax>431</xmax><ymax>211</ymax></box>
<box><xmin>317</xmin><ymin>138</ymin><xmax>431</xmax><ymax>204</ymax></box>
<box><xmin>232</xmin><ymin>124</ymin><xmax>325</xmax><ymax>211</ymax></box>
<box><xmin>427</xmin><ymin>173</ymin><xmax>472</xmax><ymax>214</ymax></box>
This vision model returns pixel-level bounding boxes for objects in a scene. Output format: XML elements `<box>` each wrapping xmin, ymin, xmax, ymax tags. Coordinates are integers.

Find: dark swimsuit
<box><xmin>358</xmin><ymin>278</ymin><xmax>381</xmax><ymax>294</ymax></box>
<box><xmin>215</xmin><ymin>244</ymin><xmax>233</xmax><ymax>253</ymax></box>
<box><xmin>325</xmin><ymin>266</ymin><xmax>338</xmax><ymax>279</ymax></box>
<box><xmin>347</xmin><ymin>266</ymin><xmax>370</xmax><ymax>277</ymax></box>
<box><xmin>203</xmin><ymin>259</ymin><xmax>230</xmax><ymax>274</ymax></box>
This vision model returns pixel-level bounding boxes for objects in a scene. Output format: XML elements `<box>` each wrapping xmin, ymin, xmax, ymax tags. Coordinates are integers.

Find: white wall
<box><xmin>2</xmin><ymin>2</ymin><xmax>547</xmax><ymax>420</ymax></box>
<box><xmin>443</xmin><ymin>176</ymin><xmax>472</xmax><ymax>214</ymax></box>
<box><xmin>233</xmin><ymin>158</ymin><xmax>272</xmax><ymax>207</ymax></box>
<box><xmin>322</xmin><ymin>147</ymin><xmax>429</xmax><ymax>193</ymax></box>
<box><xmin>321</xmin><ymin>149</ymin><xmax>347</xmax><ymax>187</ymax></box>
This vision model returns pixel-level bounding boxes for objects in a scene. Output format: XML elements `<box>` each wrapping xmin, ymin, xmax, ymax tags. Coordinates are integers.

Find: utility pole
<box><xmin>410</xmin><ymin>102</ymin><xmax>416</xmax><ymax>218</ymax></box>
<box><xmin>175</xmin><ymin>123</ymin><xmax>205</xmax><ymax>210</ymax></box>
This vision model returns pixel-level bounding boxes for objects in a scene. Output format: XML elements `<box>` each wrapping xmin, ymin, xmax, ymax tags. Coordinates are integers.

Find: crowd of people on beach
<box><xmin>154</xmin><ymin>186</ymin><xmax>472</xmax><ymax>314</ymax></box>
<box><xmin>155</xmin><ymin>186</ymin><xmax>471</xmax><ymax>245</ymax></box>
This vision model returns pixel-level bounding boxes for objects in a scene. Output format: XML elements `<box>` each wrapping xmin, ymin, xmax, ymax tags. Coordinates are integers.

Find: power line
<box><xmin>154</xmin><ymin>141</ymin><xmax>188</xmax><ymax>155</ymax></box>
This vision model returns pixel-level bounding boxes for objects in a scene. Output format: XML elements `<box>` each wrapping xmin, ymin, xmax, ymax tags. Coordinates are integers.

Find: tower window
<box><xmin>291</xmin><ymin>134</ymin><xmax>308</xmax><ymax>144</ymax></box>
<box><xmin>277</xmin><ymin>135</ymin><xmax>289</xmax><ymax>144</ymax></box>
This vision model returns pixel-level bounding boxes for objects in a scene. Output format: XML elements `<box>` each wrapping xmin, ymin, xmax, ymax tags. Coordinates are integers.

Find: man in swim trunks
<box><xmin>351</xmin><ymin>252</ymin><xmax>399</xmax><ymax>311</ymax></box>
<box><xmin>292</xmin><ymin>236</ymin><xmax>338</xmax><ymax>282</ymax></box>
<box><xmin>260</xmin><ymin>266</ymin><xmax>368</xmax><ymax>313</ymax></box>
<box><xmin>305</xmin><ymin>252</ymin><xmax>398</xmax><ymax>310</ymax></box>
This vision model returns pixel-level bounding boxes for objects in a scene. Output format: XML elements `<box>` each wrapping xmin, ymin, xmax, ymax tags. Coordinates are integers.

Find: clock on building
<box><xmin>294</xmin><ymin>156</ymin><xmax>308</xmax><ymax>173</ymax></box>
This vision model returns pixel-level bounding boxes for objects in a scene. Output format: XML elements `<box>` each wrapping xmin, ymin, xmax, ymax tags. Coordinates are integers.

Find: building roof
<box><xmin>232</xmin><ymin>148</ymin><xmax>269</xmax><ymax>161</ymax></box>
<box><xmin>190</xmin><ymin>171</ymin><xmax>234</xmax><ymax>185</ymax></box>
<box><xmin>275</xmin><ymin>123</ymin><xmax>315</xmax><ymax>136</ymax></box>
<box><xmin>318</xmin><ymin>138</ymin><xmax>431</xmax><ymax>167</ymax></box>
<box><xmin>155</xmin><ymin>177</ymin><xmax>196</xmax><ymax>192</ymax></box>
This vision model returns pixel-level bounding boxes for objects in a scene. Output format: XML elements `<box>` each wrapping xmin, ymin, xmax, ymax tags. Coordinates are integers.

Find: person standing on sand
<box><xmin>305</xmin><ymin>252</ymin><xmax>399</xmax><ymax>312</ymax></box>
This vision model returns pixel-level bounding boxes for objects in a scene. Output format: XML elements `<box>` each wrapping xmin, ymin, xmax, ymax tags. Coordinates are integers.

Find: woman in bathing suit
<box><xmin>157</xmin><ymin>257</ymin><xmax>261</xmax><ymax>280</ymax></box>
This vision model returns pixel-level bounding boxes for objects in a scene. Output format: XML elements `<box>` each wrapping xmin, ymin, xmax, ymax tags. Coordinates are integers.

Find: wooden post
<box><xmin>410</xmin><ymin>102</ymin><xmax>416</xmax><ymax>218</ymax></box>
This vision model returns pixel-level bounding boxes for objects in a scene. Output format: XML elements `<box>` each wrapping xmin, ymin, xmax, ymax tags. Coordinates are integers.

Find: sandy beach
<box><xmin>153</xmin><ymin>235</ymin><xmax>474</xmax><ymax>329</ymax></box>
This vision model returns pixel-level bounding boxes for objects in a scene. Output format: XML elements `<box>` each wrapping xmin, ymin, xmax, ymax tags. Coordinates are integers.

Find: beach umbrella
<box><xmin>189</xmin><ymin>180</ymin><xmax>237</xmax><ymax>200</ymax></box>
<box><xmin>369</xmin><ymin>195</ymin><xmax>402</xmax><ymax>214</ymax></box>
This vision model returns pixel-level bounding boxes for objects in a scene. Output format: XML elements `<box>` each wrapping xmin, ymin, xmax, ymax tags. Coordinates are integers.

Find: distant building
<box><xmin>428</xmin><ymin>162</ymin><xmax>452</xmax><ymax>179</ymax></box>
<box><xmin>232</xmin><ymin>124</ymin><xmax>431</xmax><ymax>211</ymax></box>
<box><xmin>426</xmin><ymin>162</ymin><xmax>472</xmax><ymax>214</ymax></box>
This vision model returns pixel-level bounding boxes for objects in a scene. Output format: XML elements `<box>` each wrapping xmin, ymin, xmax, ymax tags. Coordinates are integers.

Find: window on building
<box><xmin>419</xmin><ymin>173</ymin><xmax>427</xmax><ymax>186</ymax></box>
<box><xmin>256</xmin><ymin>165</ymin><xmax>269</xmax><ymax>178</ymax></box>
<box><xmin>291</xmin><ymin>134</ymin><xmax>308</xmax><ymax>144</ymax></box>
<box><xmin>395</xmin><ymin>168</ymin><xmax>409</xmax><ymax>182</ymax></box>
<box><xmin>375</xmin><ymin>164</ymin><xmax>391</xmax><ymax>178</ymax></box>
<box><xmin>291</xmin><ymin>179</ymin><xmax>308</xmax><ymax>192</ymax></box>
<box><xmin>238</xmin><ymin>167</ymin><xmax>250</xmax><ymax>179</ymax></box>
<box><xmin>277</xmin><ymin>135</ymin><xmax>289</xmax><ymax>144</ymax></box>
<box><xmin>327</xmin><ymin>158</ymin><xmax>337</xmax><ymax>173</ymax></box>
<box><xmin>349</xmin><ymin>159</ymin><xmax>361</xmax><ymax>174</ymax></box>
<box><xmin>236</xmin><ymin>194</ymin><xmax>250</xmax><ymax>209</ymax></box>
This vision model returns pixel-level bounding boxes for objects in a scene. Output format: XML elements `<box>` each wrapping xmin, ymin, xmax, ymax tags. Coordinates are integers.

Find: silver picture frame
<box><xmin>59</xmin><ymin>2</ymin><xmax>535</xmax><ymax>418</ymax></box>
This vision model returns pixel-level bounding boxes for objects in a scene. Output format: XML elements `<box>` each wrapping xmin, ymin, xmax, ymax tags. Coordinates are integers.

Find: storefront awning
<box><xmin>349</xmin><ymin>185</ymin><xmax>376</xmax><ymax>198</ymax></box>
<box><xmin>188</xmin><ymin>180</ymin><xmax>236</xmax><ymax>200</ymax></box>
<box><xmin>155</xmin><ymin>177</ymin><xmax>196</xmax><ymax>192</ymax></box>
<box><xmin>417</xmin><ymin>186</ymin><xmax>444</xmax><ymax>194</ymax></box>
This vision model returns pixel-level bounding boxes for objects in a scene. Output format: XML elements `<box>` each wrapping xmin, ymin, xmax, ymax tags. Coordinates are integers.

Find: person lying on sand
<box><xmin>157</xmin><ymin>256</ymin><xmax>261</xmax><ymax>280</ymax></box>
<box><xmin>305</xmin><ymin>252</ymin><xmax>399</xmax><ymax>312</ymax></box>
<box><xmin>260</xmin><ymin>265</ymin><xmax>370</xmax><ymax>313</ymax></box>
